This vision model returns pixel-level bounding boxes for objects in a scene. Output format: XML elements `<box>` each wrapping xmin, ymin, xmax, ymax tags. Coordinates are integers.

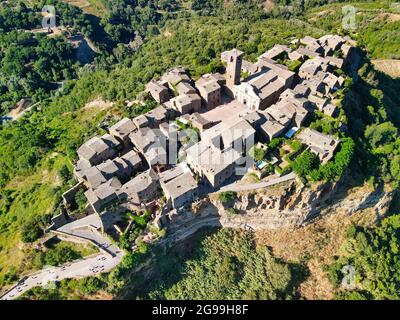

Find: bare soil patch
<box><xmin>374</xmin><ymin>12</ymin><xmax>400</xmax><ymax>22</ymax></box>
<box><xmin>163</xmin><ymin>30</ymin><xmax>172</xmax><ymax>37</ymax></box>
<box><xmin>61</xmin><ymin>0</ymin><xmax>107</xmax><ymax>17</ymax></box>
<box><xmin>264</xmin><ymin>0</ymin><xmax>275</xmax><ymax>13</ymax></box>
<box><xmin>83</xmin><ymin>98</ymin><xmax>114</xmax><ymax>111</ymax></box>
<box><xmin>372</xmin><ymin>59</ymin><xmax>400</xmax><ymax>78</ymax></box>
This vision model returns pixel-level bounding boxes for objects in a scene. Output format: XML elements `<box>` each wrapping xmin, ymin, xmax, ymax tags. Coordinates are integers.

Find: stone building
<box><xmin>145</xmin><ymin>80</ymin><xmax>169</xmax><ymax>103</ymax></box>
<box><xmin>118</xmin><ymin>169</ymin><xmax>160</xmax><ymax>205</ymax></box>
<box><xmin>186</xmin><ymin>141</ymin><xmax>242</xmax><ymax>188</ymax></box>
<box><xmin>297</xmin><ymin>128</ymin><xmax>340</xmax><ymax>164</ymax></box>
<box><xmin>159</xmin><ymin>163</ymin><xmax>199</xmax><ymax>209</ymax></box>
<box><xmin>166</xmin><ymin>93</ymin><xmax>202</xmax><ymax>115</ymax></box>
<box><xmin>77</xmin><ymin>135</ymin><xmax>119</xmax><ymax>166</ymax></box>
<box><xmin>232</xmin><ymin>65</ymin><xmax>294</xmax><ymax>111</ymax></box>
<box><xmin>225</xmin><ymin>48</ymin><xmax>244</xmax><ymax>93</ymax></box>
<box><xmin>109</xmin><ymin>118</ymin><xmax>137</xmax><ymax>146</ymax></box>
<box><xmin>196</xmin><ymin>78</ymin><xmax>221</xmax><ymax>110</ymax></box>
<box><xmin>259</xmin><ymin>119</ymin><xmax>286</xmax><ymax>142</ymax></box>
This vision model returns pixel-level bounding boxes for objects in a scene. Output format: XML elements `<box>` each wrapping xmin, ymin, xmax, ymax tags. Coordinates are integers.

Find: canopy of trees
<box><xmin>343</xmin><ymin>62</ymin><xmax>400</xmax><ymax>187</ymax></box>
<box><xmin>125</xmin><ymin>228</ymin><xmax>305</xmax><ymax>299</ymax></box>
<box><xmin>327</xmin><ymin>214</ymin><xmax>400</xmax><ymax>300</ymax></box>
<box><xmin>0</xmin><ymin>1</ymin><xmax>96</xmax><ymax>115</ymax></box>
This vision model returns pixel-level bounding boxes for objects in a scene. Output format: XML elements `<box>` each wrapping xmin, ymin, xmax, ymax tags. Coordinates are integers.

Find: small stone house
<box><xmin>145</xmin><ymin>80</ymin><xmax>170</xmax><ymax>103</ymax></box>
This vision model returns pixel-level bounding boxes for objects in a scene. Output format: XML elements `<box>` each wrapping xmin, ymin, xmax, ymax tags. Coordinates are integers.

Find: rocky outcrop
<box><xmin>163</xmin><ymin>179</ymin><xmax>397</xmax><ymax>237</ymax></box>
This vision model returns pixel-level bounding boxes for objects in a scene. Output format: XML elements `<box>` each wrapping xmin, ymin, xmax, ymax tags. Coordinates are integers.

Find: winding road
<box><xmin>0</xmin><ymin>251</ymin><xmax>123</xmax><ymax>300</ymax></box>
<box><xmin>0</xmin><ymin>214</ymin><xmax>124</xmax><ymax>300</ymax></box>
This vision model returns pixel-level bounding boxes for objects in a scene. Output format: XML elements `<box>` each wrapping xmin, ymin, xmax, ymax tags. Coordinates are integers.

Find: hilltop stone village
<box><xmin>50</xmin><ymin>34</ymin><xmax>357</xmax><ymax>250</ymax></box>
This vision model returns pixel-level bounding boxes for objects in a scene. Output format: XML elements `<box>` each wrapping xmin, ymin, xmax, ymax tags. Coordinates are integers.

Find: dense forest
<box><xmin>134</xmin><ymin>229</ymin><xmax>303</xmax><ymax>300</ymax></box>
<box><xmin>327</xmin><ymin>214</ymin><xmax>400</xmax><ymax>300</ymax></box>
<box><xmin>0</xmin><ymin>0</ymin><xmax>399</xmax><ymax>299</ymax></box>
<box><xmin>0</xmin><ymin>1</ymin><xmax>96</xmax><ymax>115</ymax></box>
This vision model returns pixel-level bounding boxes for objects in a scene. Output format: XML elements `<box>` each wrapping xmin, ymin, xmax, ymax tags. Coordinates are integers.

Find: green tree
<box><xmin>292</xmin><ymin>150</ymin><xmax>320</xmax><ymax>178</ymax></box>
<box><xmin>218</xmin><ymin>191</ymin><xmax>237</xmax><ymax>204</ymax></box>
<box><xmin>78</xmin><ymin>277</ymin><xmax>106</xmax><ymax>295</ymax></box>
<box><xmin>21</xmin><ymin>218</ymin><xmax>44</xmax><ymax>243</ymax></box>
<box><xmin>249</xmin><ymin>145</ymin><xmax>266</xmax><ymax>162</ymax></box>
<box><xmin>74</xmin><ymin>189</ymin><xmax>87</xmax><ymax>211</ymax></box>
<box><xmin>327</xmin><ymin>214</ymin><xmax>400</xmax><ymax>300</ymax></box>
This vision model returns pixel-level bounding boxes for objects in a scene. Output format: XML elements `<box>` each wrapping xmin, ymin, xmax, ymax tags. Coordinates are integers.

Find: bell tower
<box><xmin>226</xmin><ymin>48</ymin><xmax>244</xmax><ymax>88</ymax></box>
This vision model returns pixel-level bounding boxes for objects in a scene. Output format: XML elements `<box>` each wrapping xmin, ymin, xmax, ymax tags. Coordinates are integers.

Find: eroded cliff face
<box><xmin>187</xmin><ymin>179</ymin><xmax>397</xmax><ymax>232</ymax></box>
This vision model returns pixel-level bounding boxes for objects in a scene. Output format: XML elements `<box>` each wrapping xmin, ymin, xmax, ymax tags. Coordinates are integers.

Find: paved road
<box><xmin>218</xmin><ymin>172</ymin><xmax>296</xmax><ymax>193</ymax></box>
<box><xmin>0</xmin><ymin>214</ymin><xmax>124</xmax><ymax>300</ymax></box>
<box><xmin>0</xmin><ymin>251</ymin><xmax>123</xmax><ymax>300</ymax></box>
<box><xmin>54</xmin><ymin>214</ymin><xmax>119</xmax><ymax>256</ymax></box>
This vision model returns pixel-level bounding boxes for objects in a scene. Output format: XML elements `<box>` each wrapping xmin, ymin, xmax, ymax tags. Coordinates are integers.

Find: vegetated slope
<box><xmin>0</xmin><ymin>1</ymin><xmax>101</xmax><ymax>116</ymax></box>
<box><xmin>343</xmin><ymin>61</ymin><xmax>400</xmax><ymax>186</ymax></box>
<box><xmin>327</xmin><ymin>213</ymin><xmax>400</xmax><ymax>300</ymax></box>
<box><xmin>121</xmin><ymin>228</ymin><xmax>306</xmax><ymax>300</ymax></box>
<box><xmin>0</xmin><ymin>0</ymin><xmax>181</xmax><ymax>116</ymax></box>
<box><xmin>0</xmin><ymin>98</ymin><xmax>115</xmax><ymax>285</ymax></box>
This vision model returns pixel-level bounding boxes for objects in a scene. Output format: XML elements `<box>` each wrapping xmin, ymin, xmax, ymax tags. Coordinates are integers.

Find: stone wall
<box><xmin>45</xmin><ymin>206</ymin><xmax>73</xmax><ymax>232</ymax></box>
<box><xmin>62</xmin><ymin>181</ymin><xmax>85</xmax><ymax>209</ymax></box>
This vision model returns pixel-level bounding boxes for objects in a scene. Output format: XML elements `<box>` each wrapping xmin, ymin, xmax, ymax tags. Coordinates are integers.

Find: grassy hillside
<box><xmin>62</xmin><ymin>0</ymin><xmax>108</xmax><ymax>17</ymax></box>
<box><xmin>0</xmin><ymin>99</ymin><xmax>115</xmax><ymax>281</ymax></box>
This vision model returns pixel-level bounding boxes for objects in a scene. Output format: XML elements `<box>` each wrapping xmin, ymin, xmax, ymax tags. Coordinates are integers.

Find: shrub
<box><xmin>34</xmin><ymin>246</ymin><xmax>82</xmax><ymax>268</ymax></box>
<box><xmin>74</xmin><ymin>189</ymin><xmax>87</xmax><ymax>212</ymax></box>
<box><xmin>227</xmin><ymin>208</ymin><xmax>240</xmax><ymax>215</ymax></box>
<box><xmin>249</xmin><ymin>146</ymin><xmax>266</xmax><ymax>162</ymax></box>
<box><xmin>78</xmin><ymin>277</ymin><xmax>106</xmax><ymax>295</ymax></box>
<box><xmin>0</xmin><ymin>267</ymin><xmax>18</xmax><ymax>286</ymax></box>
<box><xmin>218</xmin><ymin>191</ymin><xmax>237</xmax><ymax>204</ymax></box>
<box><xmin>21</xmin><ymin>218</ymin><xmax>44</xmax><ymax>243</ymax></box>
<box><xmin>291</xmin><ymin>150</ymin><xmax>320</xmax><ymax>179</ymax></box>
<box><xmin>58</xmin><ymin>165</ymin><xmax>72</xmax><ymax>183</ymax></box>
